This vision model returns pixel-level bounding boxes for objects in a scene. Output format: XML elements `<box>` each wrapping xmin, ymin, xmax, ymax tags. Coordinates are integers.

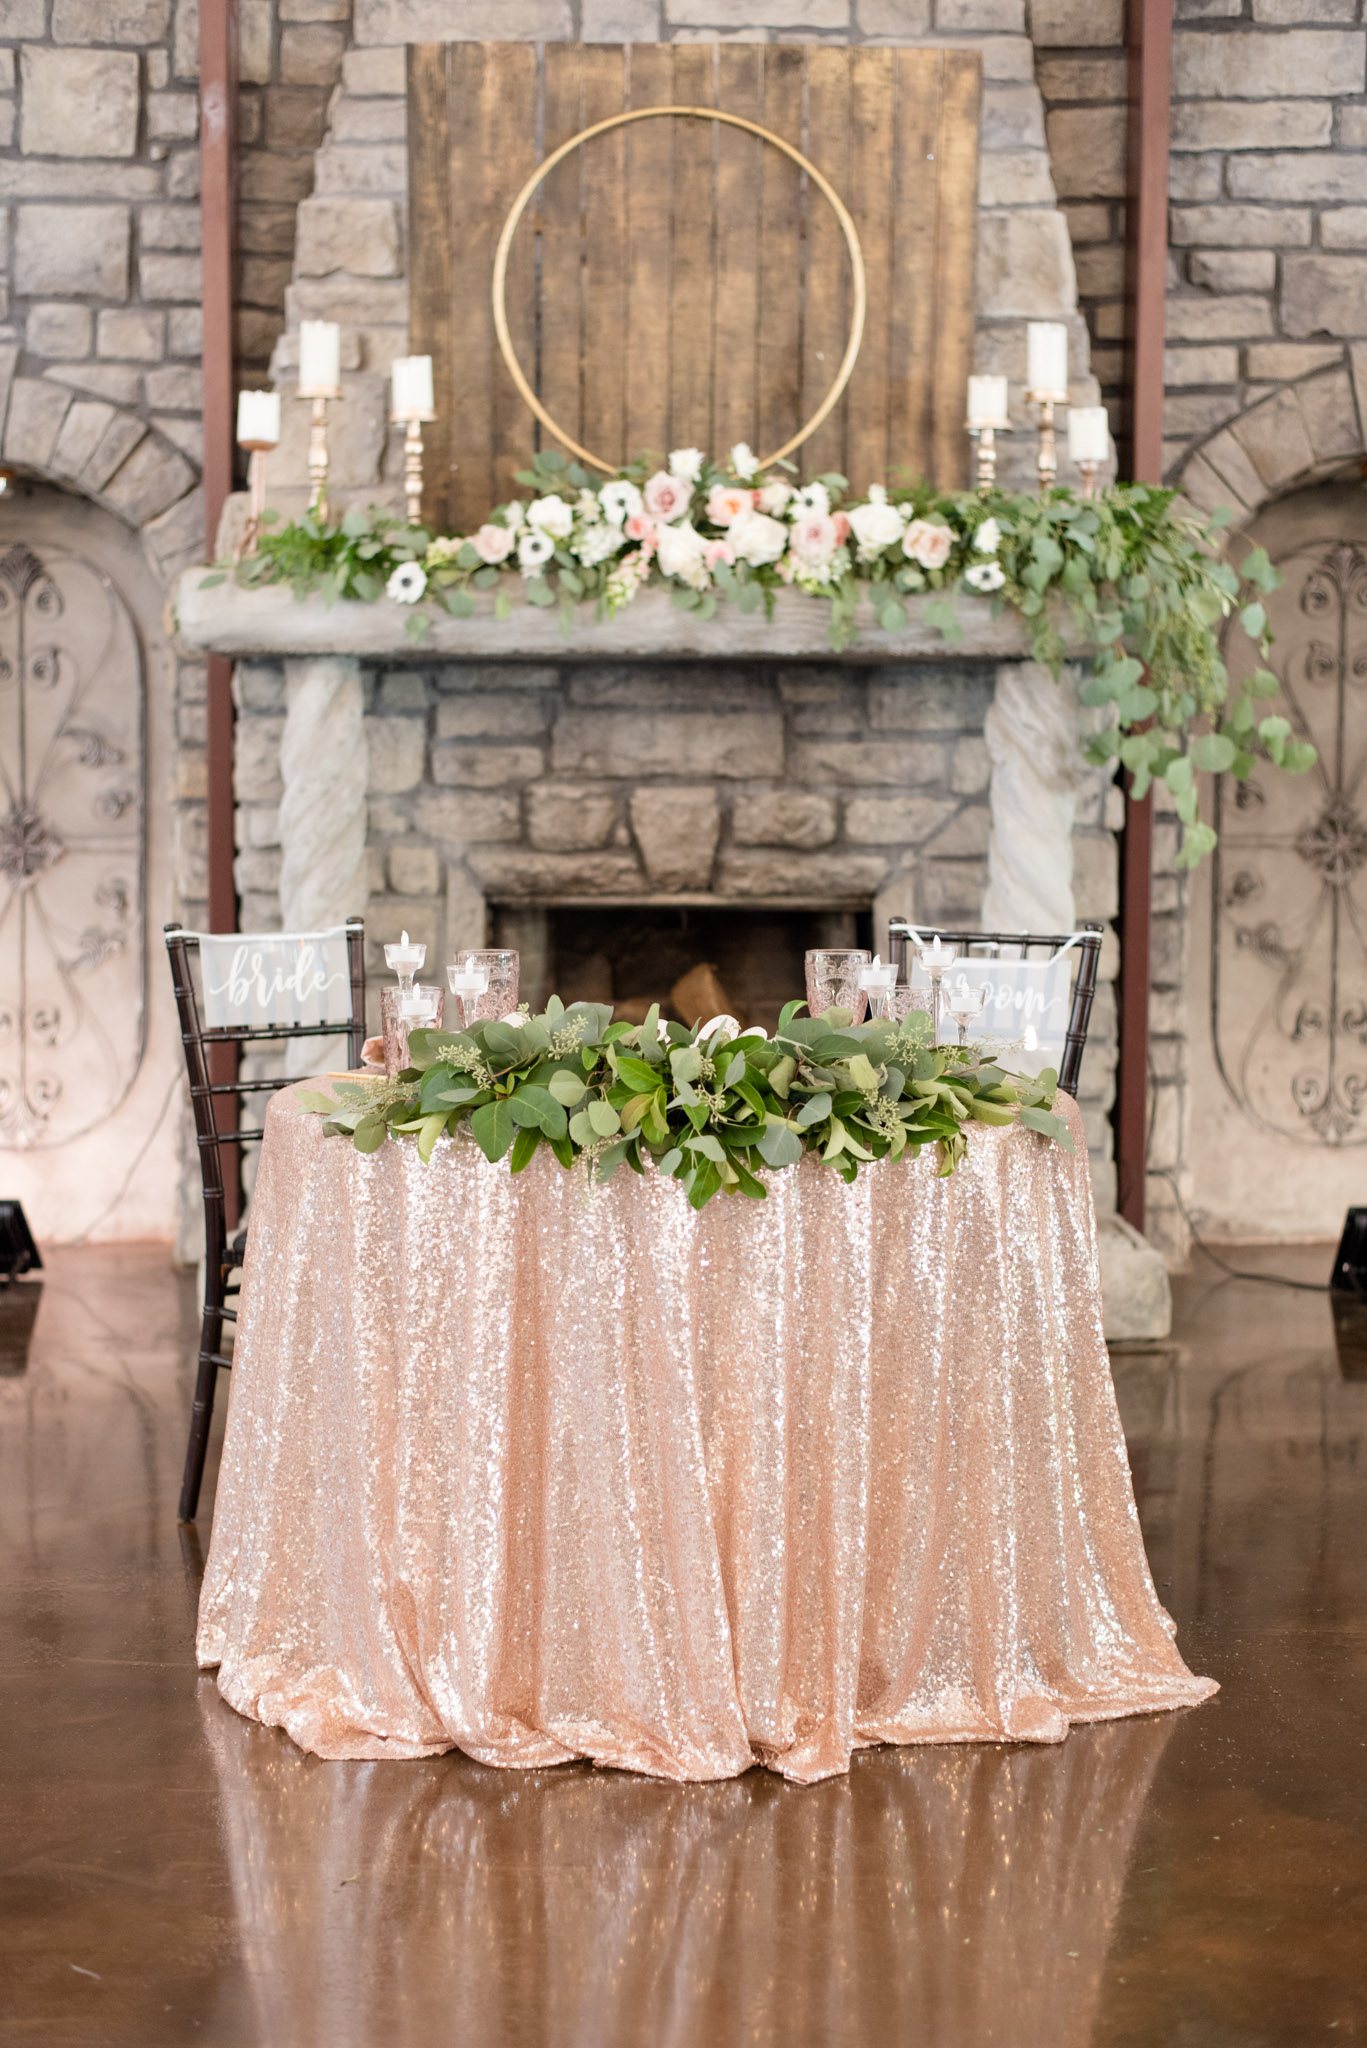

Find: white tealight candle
<box><xmin>446</xmin><ymin>955</ymin><xmax>490</xmax><ymax>998</ymax></box>
<box><xmin>236</xmin><ymin>388</ymin><xmax>280</xmax><ymax>447</ymax></box>
<box><xmin>1067</xmin><ymin>406</ymin><xmax>1111</xmax><ymax>464</ymax></box>
<box><xmin>858</xmin><ymin>953</ymin><xmax>899</xmax><ymax>992</ymax></box>
<box><xmin>966</xmin><ymin>374</ymin><xmax>1010</xmax><ymax>431</ymax></box>
<box><xmin>298</xmin><ymin>319</ymin><xmax>341</xmax><ymax>395</ymax></box>
<box><xmin>384</xmin><ymin>927</ymin><xmax>426</xmax><ymax>984</ymax></box>
<box><xmin>391</xmin><ymin>354</ymin><xmax>435</xmax><ymax>420</ymax></box>
<box><xmin>1026</xmin><ymin>322</ymin><xmax>1069</xmax><ymax>400</ymax></box>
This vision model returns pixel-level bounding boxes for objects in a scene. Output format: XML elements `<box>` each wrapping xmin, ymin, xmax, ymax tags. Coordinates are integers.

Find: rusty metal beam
<box><xmin>1116</xmin><ymin>0</ymin><xmax>1173</xmax><ymax>1237</ymax></box>
<box><xmin>200</xmin><ymin>0</ymin><xmax>237</xmax><ymax>939</ymax></box>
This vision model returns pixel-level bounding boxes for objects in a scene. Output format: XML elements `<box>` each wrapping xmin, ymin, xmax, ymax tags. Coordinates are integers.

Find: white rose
<box><xmin>668</xmin><ymin>447</ymin><xmax>705</xmax><ymax>483</ymax></box>
<box><xmin>655</xmin><ymin>520</ymin><xmax>709</xmax><ymax>589</ymax></box>
<box><xmin>847</xmin><ymin>499</ymin><xmax>904</xmax><ymax>552</ymax></box>
<box><xmin>575</xmin><ymin>522</ymin><xmax>621</xmax><ymax>567</ymax></box>
<box><xmin>728</xmin><ymin>507</ymin><xmax>788</xmax><ymax>566</ymax></box>
<box><xmin>757</xmin><ymin>481</ymin><xmax>792</xmax><ymax>515</ymax></box>
<box><xmin>527</xmin><ymin>493</ymin><xmax>574</xmax><ymax>539</ymax></box>
<box><xmin>974</xmin><ymin>517</ymin><xmax>1001</xmax><ymax>555</ymax></box>
<box><xmin>729</xmin><ymin>441</ymin><xmax>758</xmax><ymax>480</ymax></box>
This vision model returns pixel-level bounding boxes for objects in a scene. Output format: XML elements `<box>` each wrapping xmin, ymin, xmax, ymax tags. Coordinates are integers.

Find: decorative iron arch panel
<box><xmin>0</xmin><ymin>539</ymin><xmax>146</xmax><ymax>1148</ymax></box>
<box><xmin>1212</xmin><ymin>533</ymin><xmax>1367</xmax><ymax>1146</ymax></box>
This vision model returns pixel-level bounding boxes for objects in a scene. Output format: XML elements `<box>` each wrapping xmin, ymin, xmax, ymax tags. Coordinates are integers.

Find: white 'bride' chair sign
<box><xmin>196</xmin><ymin>927</ymin><xmax>355</xmax><ymax>1032</ymax></box>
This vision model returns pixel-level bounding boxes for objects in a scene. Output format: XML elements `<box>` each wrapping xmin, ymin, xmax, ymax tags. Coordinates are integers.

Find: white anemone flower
<box><xmin>599</xmin><ymin>479</ymin><xmax>644</xmax><ymax>527</ymax></box>
<box><xmin>517</xmin><ymin>528</ymin><xmax>555</xmax><ymax>576</ymax></box>
<box><xmin>668</xmin><ymin>447</ymin><xmax>705</xmax><ymax>482</ymax></box>
<box><xmin>965</xmin><ymin>559</ymin><xmax>1005</xmax><ymax>593</ymax></box>
<box><xmin>793</xmin><ymin>481</ymin><xmax>831</xmax><ymax>517</ymax></box>
<box><xmin>386</xmin><ymin>561</ymin><xmax>427</xmax><ymax>604</ymax></box>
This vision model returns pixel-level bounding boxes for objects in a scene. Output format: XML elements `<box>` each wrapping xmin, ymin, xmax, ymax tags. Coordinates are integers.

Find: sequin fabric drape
<box><xmin>198</xmin><ymin>1088</ymin><xmax>1215</xmax><ymax>1782</ymax></box>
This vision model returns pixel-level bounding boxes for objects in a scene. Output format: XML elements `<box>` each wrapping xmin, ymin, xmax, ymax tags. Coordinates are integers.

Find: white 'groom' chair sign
<box><xmin>906</xmin><ymin>930</ymin><xmax>1086</xmax><ymax>1079</ymax></box>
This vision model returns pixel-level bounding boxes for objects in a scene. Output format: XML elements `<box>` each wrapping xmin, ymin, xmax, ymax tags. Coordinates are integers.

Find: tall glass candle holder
<box><xmin>858</xmin><ymin>953</ymin><xmax>900</xmax><ymax>1020</ymax></box>
<box><xmin>447</xmin><ymin>955</ymin><xmax>491</xmax><ymax>1031</ymax></box>
<box><xmin>915</xmin><ymin>936</ymin><xmax>958</xmax><ymax>1044</ymax></box>
<box><xmin>383</xmin><ymin>928</ymin><xmax>425</xmax><ymax>993</ymax></box>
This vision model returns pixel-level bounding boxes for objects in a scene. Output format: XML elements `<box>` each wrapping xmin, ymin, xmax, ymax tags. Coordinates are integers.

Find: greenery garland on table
<box><xmin>294</xmin><ymin>997</ymin><xmax>1071</xmax><ymax>1210</ymax></box>
<box><xmin>204</xmin><ymin>439</ymin><xmax>1313</xmax><ymax>869</ymax></box>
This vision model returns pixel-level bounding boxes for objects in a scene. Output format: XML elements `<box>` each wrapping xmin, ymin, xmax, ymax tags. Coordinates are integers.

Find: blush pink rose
<box><xmin>903</xmin><ymin>518</ymin><xmax>953</xmax><ymax>570</ymax></box>
<box><xmin>624</xmin><ymin>511</ymin><xmax>659</xmax><ymax>550</ymax></box>
<box><xmin>704</xmin><ymin>538</ymin><xmax>734</xmax><ymax>571</ymax></box>
<box><xmin>643</xmin><ymin>470</ymin><xmax>692</xmax><ymax>523</ymax></box>
<box><xmin>472</xmin><ymin>523</ymin><xmax>516</xmax><ymax>564</ymax></box>
<box><xmin>790</xmin><ymin>512</ymin><xmax>839</xmax><ymax>564</ymax></box>
<box><xmin>832</xmin><ymin>511</ymin><xmax>851</xmax><ymax>544</ymax></box>
<box><xmin>706</xmin><ymin>484</ymin><xmax>756</xmax><ymax>527</ymax></box>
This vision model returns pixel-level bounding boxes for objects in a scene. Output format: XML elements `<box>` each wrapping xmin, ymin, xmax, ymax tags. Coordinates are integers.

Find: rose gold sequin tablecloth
<box><xmin>197</xmin><ymin>1087</ymin><xmax>1215</xmax><ymax>1783</ymax></box>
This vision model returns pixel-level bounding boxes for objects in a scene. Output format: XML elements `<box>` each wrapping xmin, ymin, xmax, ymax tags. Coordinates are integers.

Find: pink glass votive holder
<box><xmin>447</xmin><ymin>949</ymin><xmax>519</xmax><ymax>1028</ymax></box>
<box><xmin>805</xmin><ymin>948</ymin><xmax>871</xmax><ymax>1024</ymax></box>
<box><xmin>382</xmin><ymin>984</ymin><xmax>444</xmax><ymax>1077</ymax></box>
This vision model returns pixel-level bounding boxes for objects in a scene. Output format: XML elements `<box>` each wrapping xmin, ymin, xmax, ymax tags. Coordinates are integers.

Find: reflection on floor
<box><xmin>1</xmin><ymin>1243</ymin><xmax>1364</xmax><ymax>2047</ymax></box>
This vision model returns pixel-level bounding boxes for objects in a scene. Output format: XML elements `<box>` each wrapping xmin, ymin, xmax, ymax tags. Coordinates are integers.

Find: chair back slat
<box><xmin>887</xmin><ymin>918</ymin><xmax>1104</xmax><ymax>1099</ymax></box>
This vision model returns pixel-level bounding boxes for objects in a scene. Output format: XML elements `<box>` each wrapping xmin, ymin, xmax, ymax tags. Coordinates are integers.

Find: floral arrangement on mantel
<box><xmin>294</xmin><ymin>997</ymin><xmax>1071</xmax><ymax>1208</ymax></box>
<box><xmin>206</xmin><ymin>440</ymin><xmax>1314</xmax><ymax>868</ymax></box>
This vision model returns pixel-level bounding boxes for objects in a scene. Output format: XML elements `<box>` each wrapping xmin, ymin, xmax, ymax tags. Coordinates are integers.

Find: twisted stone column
<box><xmin>278</xmin><ymin>655</ymin><xmax>369</xmax><ymax>1075</ymax></box>
<box><xmin>981</xmin><ymin>661</ymin><xmax>1082</xmax><ymax>935</ymax></box>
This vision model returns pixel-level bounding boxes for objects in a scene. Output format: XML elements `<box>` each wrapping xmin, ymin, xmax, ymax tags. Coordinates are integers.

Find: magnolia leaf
<box><xmin>1019</xmin><ymin>1105</ymin><xmax>1074</xmax><ymax>1150</ymax></box>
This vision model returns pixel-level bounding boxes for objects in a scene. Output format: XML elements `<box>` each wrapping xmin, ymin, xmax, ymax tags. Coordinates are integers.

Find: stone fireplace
<box><xmin>178</xmin><ymin>577</ymin><xmax>1122</xmax><ymax>1208</ymax></box>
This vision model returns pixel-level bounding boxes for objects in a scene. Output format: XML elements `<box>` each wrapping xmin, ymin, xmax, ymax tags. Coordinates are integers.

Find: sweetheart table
<box><xmin>197</xmin><ymin>1084</ymin><xmax>1215</xmax><ymax>1783</ymax></box>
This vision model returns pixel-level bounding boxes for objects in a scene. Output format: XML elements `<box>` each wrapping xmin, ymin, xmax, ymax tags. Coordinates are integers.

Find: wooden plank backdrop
<box><xmin>407</xmin><ymin>41</ymin><xmax>982</xmax><ymax>534</ymax></box>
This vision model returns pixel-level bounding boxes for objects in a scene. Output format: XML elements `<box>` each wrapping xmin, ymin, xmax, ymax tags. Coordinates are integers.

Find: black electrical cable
<box><xmin>1147</xmin><ymin>1166</ymin><xmax>1330</xmax><ymax>1294</ymax></box>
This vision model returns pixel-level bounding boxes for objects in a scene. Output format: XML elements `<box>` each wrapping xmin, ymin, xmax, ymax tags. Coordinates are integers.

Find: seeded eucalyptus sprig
<box><xmin>294</xmin><ymin>996</ymin><xmax>1072</xmax><ymax>1209</ymax></box>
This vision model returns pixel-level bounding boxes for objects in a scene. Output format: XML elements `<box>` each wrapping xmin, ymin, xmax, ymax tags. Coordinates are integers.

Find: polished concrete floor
<box><xmin>1</xmin><ymin>1243</ymin><xmax>1365</xmax><ymax>2048</ymax></box>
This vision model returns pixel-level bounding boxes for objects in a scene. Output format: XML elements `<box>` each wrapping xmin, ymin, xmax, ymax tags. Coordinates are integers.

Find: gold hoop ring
<box><xmin>491</xmin><ymin>106</ymin><xmax>867</xmax><ymax>477</ymax></box>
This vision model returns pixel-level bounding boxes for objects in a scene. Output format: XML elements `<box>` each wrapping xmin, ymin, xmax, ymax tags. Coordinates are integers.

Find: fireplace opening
<box><xmin>493</xmin><ymin>905</ymin><xmax>876</xmax><ymax>1036</ymax></box>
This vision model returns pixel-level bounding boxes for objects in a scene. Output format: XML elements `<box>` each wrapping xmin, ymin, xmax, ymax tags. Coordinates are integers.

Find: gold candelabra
<box><xmin>300</xmin><ymin>387</ymin><xmax>341</xmax><ymax>519</ymax></box>
<box><xmin>394</xmin><ymin>411</ymin><xmax>436</xmax><ymax>527</ymax></box>
<box><xmin>1028</xmin><ymin>393</ymin><xmax>1059</xmax><ymax>492</ymax></box>
<box><xmin>235</xmin><ymin>442</ymin><xmax>274</xmax><ymax>558</ymax></box>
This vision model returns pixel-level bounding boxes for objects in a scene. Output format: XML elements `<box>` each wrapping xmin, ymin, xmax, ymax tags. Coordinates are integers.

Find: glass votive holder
<box><xmin>947</xmin><ymin>983</ymin><xmax>989</xmax><ymax>1047</ymax></box>
<box><xmin>883</xmin><ymin>986</ymin><xmax>931</xmax><ymax>1028</ymax></box>
<box><xmin>382</xmin><ymin>983</ymin><xmax>443</xmax><ymax>1077</ymax></box>
<box><xmin>805</xmin><ymin>948</ymin><xmax>871</xmax><ymax>1024</ymax></box>
<box><xmin>383</xmin><ymin>930</ymin><xmax>426</xmax><ymax>986</ymax></box>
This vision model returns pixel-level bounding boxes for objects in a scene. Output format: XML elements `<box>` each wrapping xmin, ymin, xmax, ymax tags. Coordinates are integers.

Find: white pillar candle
<box><xmin>1026</xmin><ymin>322</ymin><xmax>1069</xmax><ymax>399</ymax></box>
<box><xmin>1067</xmin><ymin>405</ymin><xmax>1111</xmax><ymax>464</ymax></box>
<box><xmin>298</xmin><ymin>319</ymin><xmax>341</xmax><ymax>394</ymax></box>
<box><xmin>236</xmin><ymin>388</ymin><xmax>280</xmax><ymax>447</ymax></box>
<box><xmin>391</xmin><ymin>354</ymin><xmax>435</xmax><ymax>419</ymax></box>
<box><xmin>966</xmin><ymin>374</ymin><xmax>1010</xmax><ymax>430</ymax></box>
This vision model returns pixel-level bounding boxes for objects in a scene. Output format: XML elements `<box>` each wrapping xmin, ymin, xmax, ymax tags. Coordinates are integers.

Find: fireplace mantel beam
<box><xmin>174</xmin><ymin>574</ymin><xmax>1083</xmax><ymax>666</ymax></box>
